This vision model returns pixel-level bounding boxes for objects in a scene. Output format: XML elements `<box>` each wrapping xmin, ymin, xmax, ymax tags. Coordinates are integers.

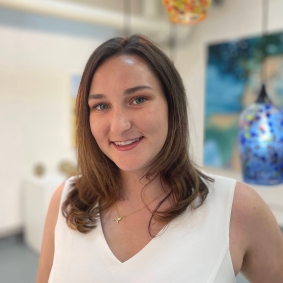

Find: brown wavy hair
<box><xmin>62</xmin><ymin>34</ymin><xmax>213</xmax><ymax>234</ymax></box>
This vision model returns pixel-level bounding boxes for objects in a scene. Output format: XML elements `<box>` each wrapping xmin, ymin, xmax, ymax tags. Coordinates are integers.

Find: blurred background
<box><xmin>0</xmin><ymin>0</ymin><xmax>282</xmax><ymax>282</ymax></box>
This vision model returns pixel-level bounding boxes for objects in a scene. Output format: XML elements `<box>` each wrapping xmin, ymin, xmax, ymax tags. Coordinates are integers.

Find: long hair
<box><xmin>62</xmin><ymin>34</ymin><xmax>213</xmax><ymax>234</ymax></box>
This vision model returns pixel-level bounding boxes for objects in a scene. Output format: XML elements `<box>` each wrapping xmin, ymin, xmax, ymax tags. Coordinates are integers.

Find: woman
<box><xmin>37</xmin><ymin>34</ymin><xmax>283</xmax><ymax>283</ymax></box>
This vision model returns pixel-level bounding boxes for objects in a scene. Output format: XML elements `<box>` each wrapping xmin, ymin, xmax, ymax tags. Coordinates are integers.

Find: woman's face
<box><xmin>88</xmin><ymin>55</ymin><xmax>168</xmax><ymax>174</ymax></box>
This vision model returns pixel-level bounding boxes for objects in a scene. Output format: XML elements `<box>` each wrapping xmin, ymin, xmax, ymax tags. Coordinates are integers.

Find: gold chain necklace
<box><xmin>113</xmin><ymin>192</ymin><xmax>164</xmax><ymax>224</ymax></box>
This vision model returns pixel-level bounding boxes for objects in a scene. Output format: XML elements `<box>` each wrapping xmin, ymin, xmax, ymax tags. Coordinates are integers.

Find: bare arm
<box><xmin>36</xmin><ymin>183</ymin><xmax>65</xmax><ymax>283</ymax></box>
<box><xmin>231</xmin><ymin>182</ymin><xmax>283</xmax><ymax>282</ymax></box>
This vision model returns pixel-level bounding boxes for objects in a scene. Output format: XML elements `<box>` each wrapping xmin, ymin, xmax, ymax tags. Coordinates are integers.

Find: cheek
<box><xmin>89</xmin><ymin>117</ymin><xmax>106</xmax><ymax>143</ymax></box>
<box><xmin>89</xmin><ymin>116</ymin><xmax>96</xmax><ymax>137</ymax></box>
<box><xmin>155</xmin><ymin>105</ymin><xmax>169</xmax><ymax>142</ymax></box>
<box><xmin>140</xmin><ymin>104</ymin><xmax>168</xmax><ymax>138</ymax></box>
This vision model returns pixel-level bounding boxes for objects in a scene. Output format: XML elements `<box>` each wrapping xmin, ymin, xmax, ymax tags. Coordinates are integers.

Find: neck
<box><xmin>118</xmin><ymin>170</ymin><xmax>165</xmax><ymax>203</ymax></box>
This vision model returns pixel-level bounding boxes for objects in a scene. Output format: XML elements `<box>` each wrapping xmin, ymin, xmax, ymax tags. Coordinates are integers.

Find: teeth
<box><xmin>114</xmin><ymin>137</ymin><xmax>141</xmax><ymax>146</ymax></box>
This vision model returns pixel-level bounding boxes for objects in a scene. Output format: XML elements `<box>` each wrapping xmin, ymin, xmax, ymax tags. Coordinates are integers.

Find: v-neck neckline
<box><xmin>97</xmin><ymin>215</ymin><xmax>171</xmax><ymax>265</ymax></box>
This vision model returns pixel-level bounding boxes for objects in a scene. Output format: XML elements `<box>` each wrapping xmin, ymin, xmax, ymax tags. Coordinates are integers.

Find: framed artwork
<box><xmin>204</xmin><ymin>31</ymin><xmax>283</xmax><ymax>171</ymax></box>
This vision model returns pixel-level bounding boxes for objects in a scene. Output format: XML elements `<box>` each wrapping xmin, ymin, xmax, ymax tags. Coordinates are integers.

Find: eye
<box><xmin>132</xmin><ymin>97</ymin><xmax>147</xmax><ymax>105</ymax></box>
<box><xmin>92</xmin><ymin>103</ymin><xmax>109</xmax><ymax>111</ymax></box>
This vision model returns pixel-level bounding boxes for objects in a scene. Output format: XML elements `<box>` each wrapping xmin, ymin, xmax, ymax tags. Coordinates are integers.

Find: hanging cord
<box><xmin>261</xmin><ymin>0</ymin><xmax>268</xmax><ymax>85</ymax></box>
<box><xmin>123</xmin><ymin>0</ymin><xmax>131</xmax><ymax>37</ymax></box>
<box><xmin>257</xmin><ymin>0</ymin><xmax>272</xmax><ymax>103</ymax></box>
<box><xmin>169</xmin><ymin>23</ymin><xmax>177</xmax><ymax>62</ymax></box>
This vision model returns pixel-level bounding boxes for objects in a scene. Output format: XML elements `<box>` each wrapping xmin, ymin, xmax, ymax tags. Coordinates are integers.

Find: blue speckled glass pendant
<box><xmin>239</xmin><ymin>85</ymin><xmax>283</xmax><ymax>185</ymax></box>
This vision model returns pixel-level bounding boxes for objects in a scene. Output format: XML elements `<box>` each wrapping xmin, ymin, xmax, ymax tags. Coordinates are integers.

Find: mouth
<box><xmin>112</xmin><ymin>136</ymin><xmax>143</xmax><ymax>147</ymax></box>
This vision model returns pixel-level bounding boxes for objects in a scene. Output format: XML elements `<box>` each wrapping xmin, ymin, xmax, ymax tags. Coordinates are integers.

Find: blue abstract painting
<box><xmin>204</xmin><ymin>31</ymin><xmax>283</xmax><ymax>170</ymax></box>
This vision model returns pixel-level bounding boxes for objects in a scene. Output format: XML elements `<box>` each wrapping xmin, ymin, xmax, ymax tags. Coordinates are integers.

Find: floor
<box><xmin>0</xmin><ymin>234</ymin><xmax>253</xmax><ymax>283</ymax></box>
<box><xmin>0</xmin><ymin>234</ymin><xmax>38</xmax><ymax>283</ymax></box>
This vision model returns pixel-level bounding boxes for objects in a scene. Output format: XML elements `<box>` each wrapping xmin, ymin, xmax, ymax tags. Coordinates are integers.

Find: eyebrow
<box><xmin>123</xmin><ymin>85</ymin><xmax>152</xmax><ymax>95</ymax></box>
<box><xmin>88</xmin><ymin>93</ymin><xmax>106</xmax><ymax>100</ymax></box>
<box><xmin>88</xmin><ymin>85</ymin><xmax>152</xmax><ymax>101</ymax></box>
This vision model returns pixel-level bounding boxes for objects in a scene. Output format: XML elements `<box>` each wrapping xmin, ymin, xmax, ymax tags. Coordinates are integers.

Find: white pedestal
<box><xmin>22</xmin><ymin>174</ymin><xmax>65</xmax><ymax>253</ymax></box>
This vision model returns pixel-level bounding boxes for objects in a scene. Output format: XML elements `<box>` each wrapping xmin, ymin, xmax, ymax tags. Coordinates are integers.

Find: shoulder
<box><xmin>231</xmin><ymin>181</ymin><xmax>267</xmax><ymax>223</ymax></box>
<box><xmin>230</xmin><ymin>181</ymin><xmax>283</xmax><ymax>282</ymax></box>
<box><xmin>36</xmin><ymin>182</ymin><xmax>65</xmax><ymax>283</ymax></box>
<box><xmin>49</xmin><ymin>182</ymin><xmax>65</xmax><ymax>220</ymax></box>
<box><xmin>231</xmin><ymin>181</ymin><xmax>280</xmax><ymax>234</ymax></box>
<box><xmin>48</xmin><ymin>177</ymin><xmax>76</xmax><ymax>224</ymax></box>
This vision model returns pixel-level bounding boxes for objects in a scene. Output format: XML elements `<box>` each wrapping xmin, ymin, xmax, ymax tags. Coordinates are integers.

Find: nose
<box><xmin>109</xmin><ymin>107</ymin><xmax>131</xmax><ymax>135</ymax></box>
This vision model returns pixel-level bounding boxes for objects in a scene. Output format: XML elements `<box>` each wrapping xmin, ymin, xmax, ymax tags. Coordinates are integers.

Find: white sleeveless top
<box><xmin>49</xmin><ymin>174</ymin><xmax>236</xmax><ymax>283</ymax></box>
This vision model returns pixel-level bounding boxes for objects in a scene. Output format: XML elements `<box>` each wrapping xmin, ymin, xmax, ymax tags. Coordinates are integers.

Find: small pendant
<box><xmin>113</xmin><ymin>216</ymin><xmax>123</xmax><ymax>224</ymax></box>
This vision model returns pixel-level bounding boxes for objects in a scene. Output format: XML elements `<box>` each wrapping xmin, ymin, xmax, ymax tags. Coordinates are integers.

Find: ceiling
<box><xmin>49</xmin><ymin>0</ymin><xmax>162</xmax><ymax>17</ymax></box>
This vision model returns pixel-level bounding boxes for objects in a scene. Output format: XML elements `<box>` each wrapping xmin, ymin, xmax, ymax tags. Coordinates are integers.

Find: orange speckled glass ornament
<box><xmin>162</xmin><ymin>0</ymin><xmax>212</xmax><ymax>24</ymax></box>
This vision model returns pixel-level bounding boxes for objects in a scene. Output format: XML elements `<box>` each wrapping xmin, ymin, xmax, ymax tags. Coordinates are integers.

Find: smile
<box><xmin>113</xmin><ymin>137</ymin><xmax>143</xmax><ymax>146</ymax></box>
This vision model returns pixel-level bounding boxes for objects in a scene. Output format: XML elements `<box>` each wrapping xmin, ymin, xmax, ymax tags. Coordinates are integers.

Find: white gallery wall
<box><xmin>1</xmin><ymin>0</ymin><xmax>283</xmax><ymax>237</ymax></box>
<box><xmin>0</xmin><ymin>8</ymin><xmax>118</xmax><ymax>236</ymax></box>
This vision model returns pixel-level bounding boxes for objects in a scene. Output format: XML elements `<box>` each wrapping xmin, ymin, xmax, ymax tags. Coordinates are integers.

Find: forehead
<box><xmin>91</xmin><ymin>55</ymin><xmax>159</xmax><ymax>86</ymax></box>
<box><xmin>98</xmin><ymin>54</ymin><xmax>150</xmax><ymax>70</ymax></box>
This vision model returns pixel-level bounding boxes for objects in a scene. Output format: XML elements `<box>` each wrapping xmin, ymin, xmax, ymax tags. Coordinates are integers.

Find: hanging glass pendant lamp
<box><xmin>162</xmin><ymin>0</ymin><xmax>212</xmax><ymax>24</ymax></box>
<box><xmin>238</xmin><ymin>0</ymin><xmax>283</xmax><ymax>186</ymax></box>
<box><xmin>239</xmin><ymin>85</ymin><xmax>283</xmax><ymax>185</ymax></box>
